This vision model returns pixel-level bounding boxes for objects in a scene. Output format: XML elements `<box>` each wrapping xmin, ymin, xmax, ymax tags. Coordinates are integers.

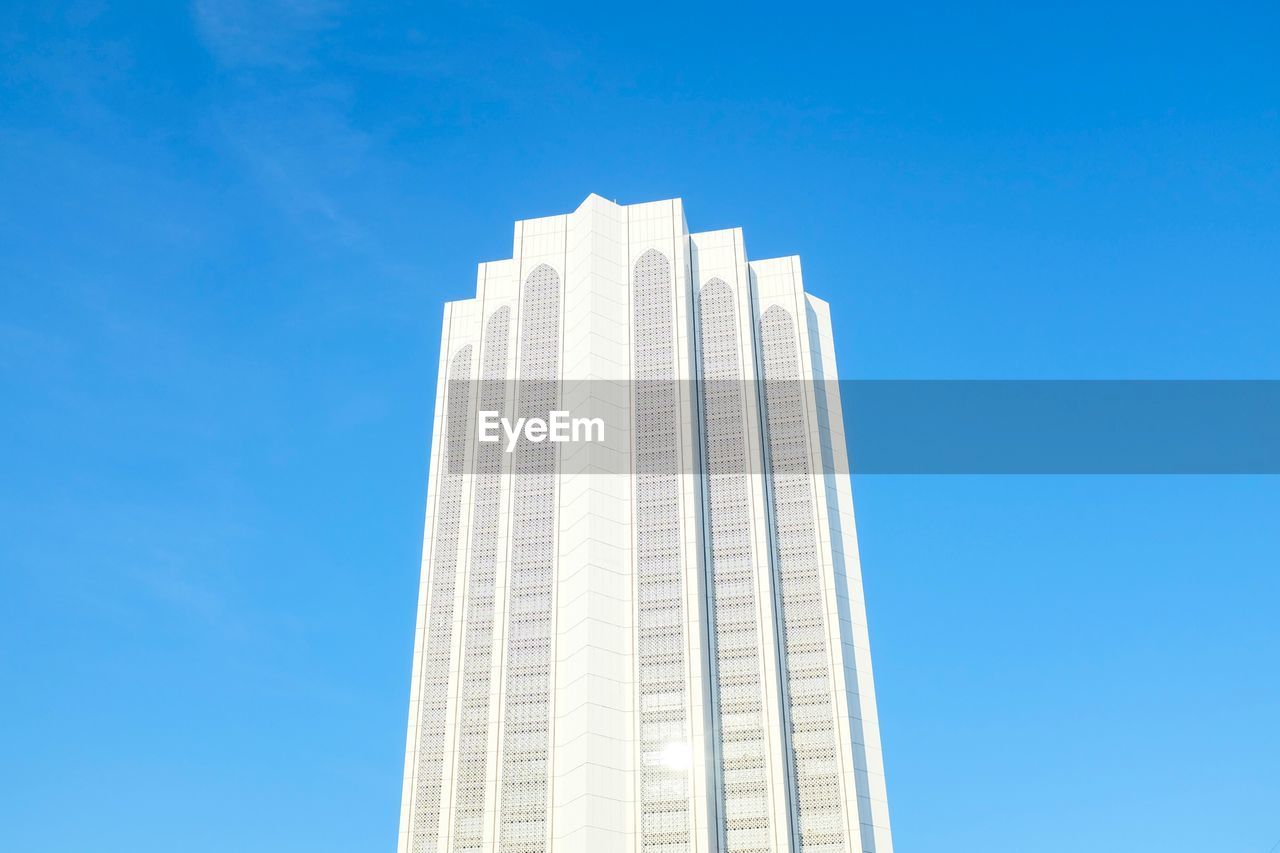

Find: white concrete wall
<box><xmin>553</xmin><ymin>196</ymin><xmax>635</xmax><ymax>852</ymax></box>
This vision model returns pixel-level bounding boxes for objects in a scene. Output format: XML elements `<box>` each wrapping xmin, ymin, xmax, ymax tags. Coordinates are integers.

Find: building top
<box><xmin>460</xmin><ymin>194</ymin><xmax>802</xmax><ymax>305</ymax></box>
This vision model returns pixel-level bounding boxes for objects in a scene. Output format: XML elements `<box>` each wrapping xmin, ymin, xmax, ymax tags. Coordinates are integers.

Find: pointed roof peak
<box><xmin>576</xmin><ymin>192</ymin><xmax>615</xmax><ymax>210</ymax></box>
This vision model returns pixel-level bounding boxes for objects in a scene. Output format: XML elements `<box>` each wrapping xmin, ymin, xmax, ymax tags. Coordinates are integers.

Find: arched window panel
<box><xmin>452</xmin><ymin>307</ymin><xmax>511</xmax><ymax>850</ymax></box>
<box><xmin>633</xmin><ymin>249</ymin><xmax>692</xmax><ymax>850</ymax></box>
<box><xmin>699</xmin><ymin>279</ymin><xmax>773</xmax><ymax>852</ymax></box>
<box><xmin>410</xmin><ymin>343</ymin><xmax>474</xmax><ymax>853</ymax></box>
<box><xmin>498</xmin><ymin>266</ymin><xmax>561</xmax><ymax>853</ymax></box>
<box><xmin>759</xmin><ymin>305</ymin><xmax>847</xmax><ymax>851</ymax></box>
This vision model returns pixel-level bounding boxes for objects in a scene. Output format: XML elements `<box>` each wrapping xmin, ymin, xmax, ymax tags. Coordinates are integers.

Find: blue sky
<box><xmin>2</xmin><ymin>2</ymin><xmax>1278</xmax><ymax>851</ymax></box>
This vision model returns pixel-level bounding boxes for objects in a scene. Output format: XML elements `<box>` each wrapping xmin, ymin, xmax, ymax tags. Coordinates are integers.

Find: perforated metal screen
<box><xmin>411</xmin><ymin>345</ymin><xmax>474</xmax><ymax>853</ymax></box>
<box><xmin>452</xmin><ymin>308</ymin><xmax>512</xmax><ymax>850</ymax></box>
<box><xmin>497</xmin><ymin>265</ymin><xmax>561</xmax><ymax>853</ymax></box>
<box><xmin>633</xmin><ymin>249</ymin><xmax>693</xmax><ymax>851</ymax></box>
<box><xmin>760</xmin><ymin>305</ymin><xmax>847</xmax><ymax>852</ymax></box>
<box><xmin>698</xmin><ymin>279</ymin><xmax>773</xmax><ymax>853</ymax></box>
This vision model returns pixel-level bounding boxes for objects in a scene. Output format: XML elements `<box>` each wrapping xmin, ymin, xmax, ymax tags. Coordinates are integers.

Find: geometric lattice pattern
<box><xmin>452</xmin><ymin>307</ymin><xmax>512</xmax><ymax>850</ymax></box>
<box><xmin>698</xmin><ymin>279</ymin><xmax>773</xmax><ymax>853</ymax></box>
<box><xmin>411</xmin><ymin>345</ymin><xmax>474</xmax><ymax>853</ymax></box>
<box><xmin>759</xmin><ymin>305</ymin><xmax>846</xmax><ymax>852</ymax></box>
<box><xmin>498</xmin><ymin>265</ymin><xmax>561</xmax><ymax>853</ymax></box>
<box><xmin>632</xmin><ymin>249</ymin><xmax>693</xmax><ymax>851</ymax></box>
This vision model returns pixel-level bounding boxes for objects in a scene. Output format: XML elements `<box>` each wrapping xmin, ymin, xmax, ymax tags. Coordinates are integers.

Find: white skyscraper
<box><xmin>398</xmin><ymin>195</ymin><xmax>893</xmax><ymax>853</ymax></box>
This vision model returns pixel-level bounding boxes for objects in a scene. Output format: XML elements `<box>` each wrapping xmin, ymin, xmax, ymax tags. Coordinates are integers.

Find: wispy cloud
<box><xmin>191</xmin><ymin>0</ymin><xmax>343</xmax><ymax>70</ymax></box>
<box><xmin>191</xmin><ymin>0</ymin><xmax>381</xmax><ymax>250</ymax></box>
<box><xmin>184</xmin><ymin>1</ymin><xmax>592</xmax><ymax>259</ymax></box>
<box><xmin>213</xmin><ymin>91</ymin><xmax>375</xmax><ymax>249</ymax></box>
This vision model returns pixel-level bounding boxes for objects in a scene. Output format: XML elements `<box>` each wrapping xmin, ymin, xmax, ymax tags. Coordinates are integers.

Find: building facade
<box><xmin>398</xmin><ymin>195</ymin><xmax>893</xmax><ymax>853</ymax></box>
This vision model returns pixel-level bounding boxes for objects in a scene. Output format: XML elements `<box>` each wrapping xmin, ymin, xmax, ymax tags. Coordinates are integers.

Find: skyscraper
<box><xmin>398</xmin><ymin>195</ymin><xmax>893</xmax><ymax>853</ymax></box>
